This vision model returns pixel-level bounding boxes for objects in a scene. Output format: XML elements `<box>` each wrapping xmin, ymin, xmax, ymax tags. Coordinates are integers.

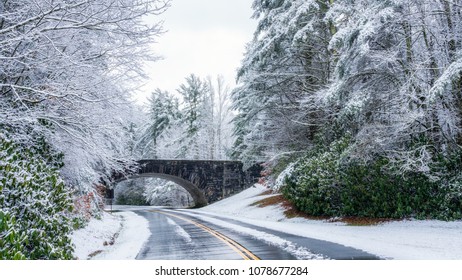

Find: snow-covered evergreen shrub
<box><xmin>445</xmin><ymin>177</ymin><xmax>462</xmax><ymax>220</ymax></box>
<box><xmin>283</xmin><ymin>137</ymin><xmax>462</xmax><ymax>220</ymax></box>
<box><xmin>0</xmin><ymin>211</ymin><xmax>27</xmax><ymax>259</ymax></box>
<box><xmin>0</xmin><ymin>138</ymin><xmax>74</xmax><ymax>259</ymax></box>
<box><xmin>273</xmin><ymin>162</ymin><xmax>295</xmax><ymax>191</ymax></box>
<box><xmin>433</xmin><ymin>152</ymin><xmax>462</xmax><ymax>220</ymax></box>
<box><xmin>339</xmin><ymin>159</ymin><xmax>444</xmax><ymax>219</ymax></box>
<box><xmin>283</xmin><ymin>137</ymin><xmax>349</xmax><ymax>216</ymax></box>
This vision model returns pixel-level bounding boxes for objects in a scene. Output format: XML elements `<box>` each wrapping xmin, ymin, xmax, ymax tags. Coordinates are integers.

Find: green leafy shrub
<box><xmin>339</xmin><ymin>160</ymin><xmax>449</xmax><ymax>219</ymax></box>
<box><xmin>0</xmin><ymin>138</ymin><xmax>74</xmax><ymax>259</ymax></box>
<box><xmin>282</xmin><ymin>138</ymin><xmax>462</xmax><ymax>220</ymax></box>
<box><xmin>0</xmin><ymin>211</ymin><xmax>27</xmax><ymax>260</ymax></box>
<box><xmin>283</xmin><ymin>137</ymin><xmax>349</xmax><ymax>216</ymax></box>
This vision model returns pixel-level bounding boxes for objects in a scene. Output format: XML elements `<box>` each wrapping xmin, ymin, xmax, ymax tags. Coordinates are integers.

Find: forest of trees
<box><xmin>233</xmin><ymin>0</ymin><xmax>462</xmax><ymax>220</ymax></box>
<box><xmin>138</xmin><ymin>74</ymin><xmax>235</xmax><ymax>160</ymax></box>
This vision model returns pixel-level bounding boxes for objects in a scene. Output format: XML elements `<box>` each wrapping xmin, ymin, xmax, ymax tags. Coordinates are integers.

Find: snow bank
<box><xmin>71</xmin><ymin>211</ymin><xmax>150</xmax><ymax>260</ymax></box>
<box><xmin>198</xmin><ymin>184</ymin><xmax>462</xmax><ymax>260</ymax></box>
<box><xmin>202</xmin><ymin>184</ymin><xmax>288</xmax><ymax>221</ymax></box>
<box><xmin>93</xmin><ymin>211</ymin><xmax>150</xmax><ymax>260</ymax></box>
<box><xmin>71</xmin><ymin>212</ymin><xmax>122</xmax><ymax>260</ymax></box>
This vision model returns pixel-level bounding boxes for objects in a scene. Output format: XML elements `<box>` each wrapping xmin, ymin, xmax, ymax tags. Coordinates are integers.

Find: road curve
<box><xmin>132</xmin><ymin>208</ymin><xmax>380</xmax><ymax>260</ymax></box>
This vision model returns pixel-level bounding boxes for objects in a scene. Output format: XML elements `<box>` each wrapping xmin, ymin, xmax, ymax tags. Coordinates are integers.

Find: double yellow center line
<box><xmin>152</xmin><ymin>210</ymin><xmax>260</xmax><ymax>260</ymax></box>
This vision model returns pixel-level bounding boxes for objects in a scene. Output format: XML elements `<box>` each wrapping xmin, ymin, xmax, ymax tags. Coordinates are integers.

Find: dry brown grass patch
<box><xmin>251</xmin><ymin>192</ymin><xmax>395</xmax><ymax>225</ymax></box>
<box><xmin>251</xmin><ymin>194</ymin><xmax>285</xmax><ymax>207</ymax></box>
<box><xmin>251</xmin><ymin>193</ymin><xmax>327</xmax><ymax>220</ymax></box>
<box><xmin>329</xmin><ymin>217</ymin><xmax>396</xmax><ymax>226</ymax></box>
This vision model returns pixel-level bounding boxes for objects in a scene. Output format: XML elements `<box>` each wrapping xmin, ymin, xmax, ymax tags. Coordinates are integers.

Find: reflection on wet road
<box><xmin>133</xmin><ymin>208</ymin><xmax>380</xmax><ymax>260</ymax></box>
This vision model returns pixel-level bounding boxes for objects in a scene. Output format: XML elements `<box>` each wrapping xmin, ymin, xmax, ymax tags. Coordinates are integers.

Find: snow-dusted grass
<box><xmin>194</xmin><ymin>184</ymin><xmax>462</xmax><ymax>260</ymax></box>
<box><xmin>71</xmin><ymin>211</ymin><xmax>150</xmax><ymax>260</ymax></box>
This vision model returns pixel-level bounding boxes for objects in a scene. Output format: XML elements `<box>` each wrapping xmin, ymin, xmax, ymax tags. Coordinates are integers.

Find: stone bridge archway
<box><xmin>113</xmin><ymin>160</ymin><xmax>262</xmax><ymax>207</ymax></box>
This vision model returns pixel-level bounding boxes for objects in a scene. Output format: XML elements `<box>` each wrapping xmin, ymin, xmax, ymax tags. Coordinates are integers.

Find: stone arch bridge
<box><xmin>111</xmin><ymin>160</ymin><xmax>262</xmax><ymax>207</ymax></box>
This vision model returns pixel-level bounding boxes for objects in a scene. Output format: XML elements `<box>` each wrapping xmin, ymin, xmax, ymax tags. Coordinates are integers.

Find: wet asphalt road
<box><xmin>132</xmin><ymin>208</ymin><xmax>380</xmax><ymax>260</ymax></box>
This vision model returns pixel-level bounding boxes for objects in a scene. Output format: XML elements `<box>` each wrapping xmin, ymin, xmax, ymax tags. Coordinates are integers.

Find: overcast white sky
<box><xmin>137</xmin><ymin>0</ymin><xmax>257</xmax><ymax>103</ymax></box>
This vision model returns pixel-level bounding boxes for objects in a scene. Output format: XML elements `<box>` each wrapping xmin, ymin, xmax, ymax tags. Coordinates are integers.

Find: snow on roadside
<box><xmin>202</xmin><ymin>184</ymin><xmax>288</xmax><ymax>221</ymax></box>
<box><xmin>71</xmin><ymin>211</ymin><xmax>150</xmax><ymax>260</ymax></box>
<box><xmin>71</xmin><ymin>212</ymin><xmax>122</xmax><ymax>260</ymax></box>
<box><xmin>93</xmin><ymin>211</ymin><xmax>150</xmax><ymax>260</ymax></box>
<box><xmin>195</xmin><ymin>184</ymin><xmax>462</xmax><ymax>260</ymax></box>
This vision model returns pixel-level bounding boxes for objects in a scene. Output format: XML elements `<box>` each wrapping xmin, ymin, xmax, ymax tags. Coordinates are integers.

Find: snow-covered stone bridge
<box><xmin>112</xmin><ymin>160</ymin><xmax>262</xmax><ymax>207</ymax></box>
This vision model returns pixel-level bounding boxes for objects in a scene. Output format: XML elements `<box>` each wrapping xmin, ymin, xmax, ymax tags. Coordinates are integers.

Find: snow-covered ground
<box><xmin>71</xmin><ymin>211</ymin><xmax>150</xmax><ymax>260</ymax></box>
<box><xmin>71</xmin><ymin>184</ymin><xmax>462</xmax><ymax>260</ymax></box>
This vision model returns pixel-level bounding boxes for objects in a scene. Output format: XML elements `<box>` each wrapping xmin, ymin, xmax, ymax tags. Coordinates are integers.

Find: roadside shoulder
<box><xmin>71</xmin><ymin>211</ymin><xmax>150</xmax><ymax>260</ymax></box>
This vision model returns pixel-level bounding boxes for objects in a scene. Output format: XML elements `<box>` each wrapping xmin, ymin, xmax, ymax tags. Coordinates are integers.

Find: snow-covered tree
<box><xmin>176</xmin><ymin>74</ymin><xmax>210</xmax><ymax>159</ymax></box>
<box><xmin>115</xmin><ymin>179</ymin><xmax>149</xmax><ymax>206</ymax></box>
<box><xmin>144</xmin><ymin>179</ymin><xmax>193</xmax><ymax>208</ymax></box>
<box><xmin>139</xmin><ymin>89</ymin><xmax>181</xmax><ymax>158</ymax></box>
<box><xmin>326</xmin><ymin>0</ymin><xmax>462</xmax><ymax>175</ymax></box>
<box><xmin>141</xmin><ymin>74</ymin><xmax>235</xmax><ymax>160</ymax></box>
<box><xmin>232</xmin><ymin>0</ymin><xmax>336</xmax><ymax>167</ymax></box>
<box><xmin>234</xmin><ymin>0</ymin><xmax>462</xmax><ymax>176</ymax></box>
<box><xmin>0</xmin><ymin>0</ymin><xmax>169</xmax><ymax>191</ymax></box>
<box><xmin>206</xmin><ymin>75</ymin><xmax>235</xmax><ymax>159</ymax></box>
